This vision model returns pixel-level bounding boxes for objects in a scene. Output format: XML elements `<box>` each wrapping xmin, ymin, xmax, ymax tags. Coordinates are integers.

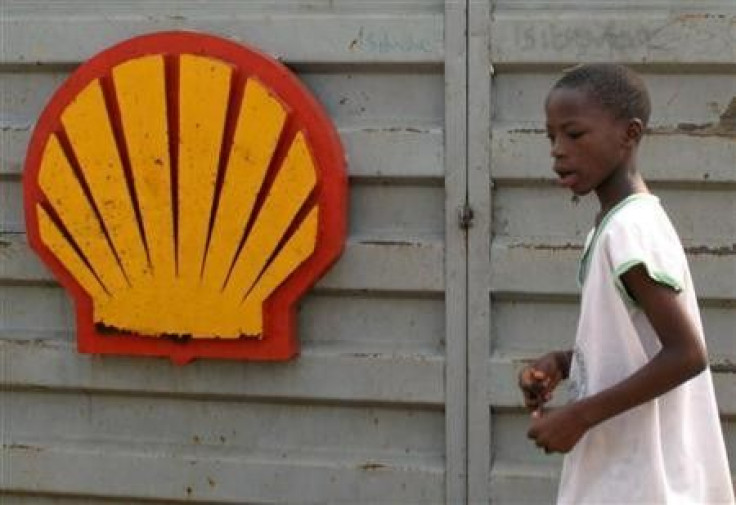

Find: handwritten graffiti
<box><xmin>514</xmin><ymin>22</ymin><xmax>656</xmax><ymax>53</ymax></box>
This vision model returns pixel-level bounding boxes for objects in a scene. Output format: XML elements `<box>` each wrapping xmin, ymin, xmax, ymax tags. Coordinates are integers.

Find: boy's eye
<box><xmin>546</xmin><ymin>133</ymin><xmax>555</xmax><ymax>143</ymax></box>
<box><xmin>567</xmin><ymin>131</ymin><xmax>584</xmax><ymax>139</ymax></box>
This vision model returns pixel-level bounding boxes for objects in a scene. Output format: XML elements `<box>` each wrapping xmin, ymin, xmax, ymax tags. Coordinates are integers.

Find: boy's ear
<box><xmin>625</xmin><ymin>119</ymin><xmax>644</xmax><ymax>144</ymax></box>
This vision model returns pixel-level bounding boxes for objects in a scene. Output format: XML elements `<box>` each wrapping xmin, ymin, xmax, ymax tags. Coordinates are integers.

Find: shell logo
<box><xmin>23</xmin><ymin>32</ymin><xmax>347</xmax><ymax>364</ymax></box>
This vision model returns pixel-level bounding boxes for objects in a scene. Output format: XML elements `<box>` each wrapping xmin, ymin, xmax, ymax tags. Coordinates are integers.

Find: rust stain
<box><xmin>509</xmin><ymin>243</ymin><xmax>583</xmax><ymax>252</ymax></box>
<box><xmin>1</xmin><ymin>124</ymin><xmax>31</xmax><ymax>132</ymax></box>
<box><xmin>350</xmin><ymin>352</ymin><xmax>383</xmax><ymax>359</ymax></box>
<box><xmin>7</xmin><ymin>338</ymin><xmax>58</xmax><ymax>349</ymax></box>
<box><xmin>711</xmin><ymin>360</ymin><xmax>736</xmax><ymax>374</ymax></box>
<box><xmin>4</xmin><ymin>443</ymin><xmax>43</xmax><ymax>452</ymax></box>
<box><xmin>676</xmin><ymin>13</ymin><xmax>728</xmax><ymax>21</ymax></box>
<box><xmin>648</xmin><ymin>124</ymin><xmax>736</xmax><ymax>139</ymax></box>
<box><xmin>359</xmin><ymin>462</ymin><xmax>388</xmax><ymax>471</ymax></box>
<box><xmin>361</xmin><ymin>127</ymin><xmax>430</xmax><ymax>134</ymax></box>
<box><xmin>359</xmin><ymin>239</ymin><xmax>422</xmax><ymax>247</ymax></box>
<box><xmin>508</xmin><ymin>128</ymin><xmax>546</xmax><ymax>134</ymax></box>
<box><xmin>685</xmin><ymin>244</ymin><xmax>736</xmax><ymax>256</ymax></box>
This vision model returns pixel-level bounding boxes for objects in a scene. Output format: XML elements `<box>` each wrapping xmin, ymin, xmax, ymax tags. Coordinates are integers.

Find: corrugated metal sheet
<box><xmin>3</xmin><ymin>0</ymin><xmax>734</xmax><ymax>503</ymax></box>
<box><xmin>473</xmin><ymin>1</ymin><xmax>736</xmax><ymax>503</ymax></box>
<box><xmin>0</xmin><ymin>1</ymin><xmax>465</xmax><ymax>503</ymax></box>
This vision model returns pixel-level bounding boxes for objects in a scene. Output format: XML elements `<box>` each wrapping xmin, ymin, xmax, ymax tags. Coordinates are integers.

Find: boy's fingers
<box><xmin>520</xmin><ymin>367</ymin><xmax>547</xmax><ymax>387</ymax></box>
<box><xmin>524</xmin><ymin>395</ymin><xmax>543</xmax><ymax>411</ymax></box>
<box><xmin>519</xmin><ymin>366</ymin><xmax>535</xmax><ymax>381</ymax></box>
<box><xmin>523</xmin><ymin>395</ymin><xmax>538</xmax><ymax>407</ymax></box>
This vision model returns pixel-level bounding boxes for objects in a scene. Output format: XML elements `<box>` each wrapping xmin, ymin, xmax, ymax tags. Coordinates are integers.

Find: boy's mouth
<box><xmin>555</xmin><ymin>169</ymin><xmax>579</xmax><ymax>188</ymax></box>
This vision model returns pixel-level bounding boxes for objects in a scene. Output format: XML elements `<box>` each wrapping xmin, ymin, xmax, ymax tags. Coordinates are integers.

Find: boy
<box><xmin>518</xmin><ymin>64</ymin><xmax>735</xmax><ymax>503</ymax></box>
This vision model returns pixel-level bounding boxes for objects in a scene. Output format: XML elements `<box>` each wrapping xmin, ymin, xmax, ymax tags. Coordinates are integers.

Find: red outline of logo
<box><xmin>24</xmin><ymin>31</ymin><xmax>347</xmax><ymax>364</ymax></box>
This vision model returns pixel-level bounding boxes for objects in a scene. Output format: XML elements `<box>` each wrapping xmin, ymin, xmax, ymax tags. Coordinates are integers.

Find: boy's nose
<box><xmin>550</xmin><ymin>139</ymin><xmax>565</xmax><ymax>158</ymax></box>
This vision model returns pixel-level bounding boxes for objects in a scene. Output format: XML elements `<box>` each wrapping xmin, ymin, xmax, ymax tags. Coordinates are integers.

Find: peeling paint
<box><xmin>648</xmin><ymin>99</ymin><xmax>736</xmax><ymax>139</ymax></box>
<box><xmin>719</xmin><ymin>97</ymin><xmax>736</xmax><ymax>129</ymax></box>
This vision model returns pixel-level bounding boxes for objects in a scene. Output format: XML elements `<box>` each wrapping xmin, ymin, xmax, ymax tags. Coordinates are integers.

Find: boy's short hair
<box><xmin>552</xmin><ymin>63</ymin><xmax>651</xmax><ymax>127</ymax></box>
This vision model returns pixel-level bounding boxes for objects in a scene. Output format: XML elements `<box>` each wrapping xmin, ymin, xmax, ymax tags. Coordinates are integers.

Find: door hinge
<box><xmin>458</xmin><ymin>203</ymin><xmax>474</xmax><ymax>230</ymax></box>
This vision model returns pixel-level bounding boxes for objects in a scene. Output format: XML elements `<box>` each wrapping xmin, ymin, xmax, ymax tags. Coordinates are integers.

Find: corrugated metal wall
<box><xmin>0</xmin><ymin>1</ymin><xmax>469</xmax><ymax>503</ymax></box>
<box><xmin>472</xmin><ymin>1</ymin><xmax>736</xmax><ymax>503</ymax></box>
<box><xmin>2</xmin><ymin>0</ymin><xmax>735</xmax><ymax>503</ymax></box>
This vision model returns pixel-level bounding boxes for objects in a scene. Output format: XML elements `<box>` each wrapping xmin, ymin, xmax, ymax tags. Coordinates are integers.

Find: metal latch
<box><xmin>458</xmin><ymin>203</ymin><xmax>474</xmax><ymax>230</ymax></box>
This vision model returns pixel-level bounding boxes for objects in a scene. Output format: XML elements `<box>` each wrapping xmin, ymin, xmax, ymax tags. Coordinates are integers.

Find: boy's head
<box><xmin>545</xmin><ymin>64</ymin><xmax>651</xmax><ymax>196</ymax></box>
<box><xmin>550</xmin><ymin>63</ymin><xmax>651</xmax><ymax>128</ymax></box>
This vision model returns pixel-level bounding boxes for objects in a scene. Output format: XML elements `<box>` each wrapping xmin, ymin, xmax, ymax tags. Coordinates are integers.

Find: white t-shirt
<box><xmin>558</xmin><ymin>193</ymin><xmax>735</xmax><ymax>504</ymax></box>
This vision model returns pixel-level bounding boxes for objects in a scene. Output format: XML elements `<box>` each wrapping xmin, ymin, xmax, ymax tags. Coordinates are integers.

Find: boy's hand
<box><xmin>518</xmin><ymin>352</ymin><xmax>567</xmax><ymax>413</ymax></box>
<box><xmin>527</xmin><ymin>404</ymin><xmax>589</xmax><ymax>454</ymax></box>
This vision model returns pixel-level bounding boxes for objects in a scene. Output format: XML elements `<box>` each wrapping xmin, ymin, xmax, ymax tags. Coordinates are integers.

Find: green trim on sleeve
<box><xmin>613</xmin><ymin>259</ymin><xmax>684</xmax><ymax>307</ymax></box>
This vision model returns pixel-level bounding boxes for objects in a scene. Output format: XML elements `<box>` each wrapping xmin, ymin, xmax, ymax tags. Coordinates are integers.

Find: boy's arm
<box><xmin>528</xmin><ymin>264</ymin><xmax>707</xmax><ymax>453</ymax></box>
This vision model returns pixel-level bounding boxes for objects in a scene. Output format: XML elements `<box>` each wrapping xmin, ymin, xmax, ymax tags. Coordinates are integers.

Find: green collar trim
<box><xmin>577</xmin><ymin>193</ymin><xmax>657</xmax><ymax>287</ymax></box>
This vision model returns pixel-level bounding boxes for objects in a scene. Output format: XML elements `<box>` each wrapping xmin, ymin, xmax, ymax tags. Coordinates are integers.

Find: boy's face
<box><xmin>545</xmin><ymin>87</ymin><xmax>632</xmax><ymax>196</ymax></box>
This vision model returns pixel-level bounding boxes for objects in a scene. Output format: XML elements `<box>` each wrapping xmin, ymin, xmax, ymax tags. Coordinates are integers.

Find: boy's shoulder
<box><xmin>603</xmin><ymin>194</ymin><xmax>665</xmax><ymax>234</ymax></box>
<box><xmin>601</xmin><ymin>194</ymin><xmax>682</xmax><ymax>249</ymax></box>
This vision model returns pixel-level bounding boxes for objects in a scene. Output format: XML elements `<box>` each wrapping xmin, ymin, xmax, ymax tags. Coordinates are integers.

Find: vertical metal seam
<box><xmin>464</xmin><ymin>0</ymin><xmax>472</xmax><ymax>504</ymax></box>
<box><xmin>467</xmin><ymin>0</ymin><xmax>493</xmax><ymax>502</ymax></box>
<box><xmin>445</xmin><ymin>0</ymin><xmax>469</xmax><ymax>502</ymax></box>
<box><xmin>0</xmin><ymin>0</ymin><xmax>10</xmax><ymax>493</ymax></box>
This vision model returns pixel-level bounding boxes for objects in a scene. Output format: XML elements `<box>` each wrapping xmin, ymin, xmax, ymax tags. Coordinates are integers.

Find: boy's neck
<box><xmin>594</xmin><ymin>164</ymin><xmax>649</xmax><ymax>224</ymax></box>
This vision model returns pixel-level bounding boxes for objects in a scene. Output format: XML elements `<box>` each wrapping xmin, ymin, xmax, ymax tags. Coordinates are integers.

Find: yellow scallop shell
<box><xmin>35</xmin><ymin>53</ymin><xmax>320</xmax><ymax>339</ymax></box>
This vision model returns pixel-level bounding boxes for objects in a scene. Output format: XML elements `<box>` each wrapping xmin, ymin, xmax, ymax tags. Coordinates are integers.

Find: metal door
<box><xmin>470</xmin><ymin>1</ymin><xmax>736</xmax><ymax>503</ymax></box>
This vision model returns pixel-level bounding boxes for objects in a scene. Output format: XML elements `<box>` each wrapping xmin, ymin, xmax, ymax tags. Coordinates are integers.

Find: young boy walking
<box><xmin>518</xmin><ymin>63</ymin><xmax>735</xmax><ymax>503</ymax></box>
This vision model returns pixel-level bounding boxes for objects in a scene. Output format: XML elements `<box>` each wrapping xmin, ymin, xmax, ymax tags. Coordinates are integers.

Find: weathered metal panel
<box><xmin>3</xmin><ymin>391</ymin><xmax>444</xmax><ymax>503</ymax></box>
<box><xmin>0</xmin><ymin>0</ymin><xmax>463</xmax><ymax>503</ymax></box>
<box><xmin>1</xmin><ymin>1</ymin><xmax>444</xmax><ymax>65</ymax></box>
<box><xmin>7</xmin><ymin>0</ymin><xmax>733</xmax><ymax>501</ymax></box>
<box><xmin>476</xmin><ymin>1</ymin><xmax>736</xmax><ymax>503</ymax></box>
